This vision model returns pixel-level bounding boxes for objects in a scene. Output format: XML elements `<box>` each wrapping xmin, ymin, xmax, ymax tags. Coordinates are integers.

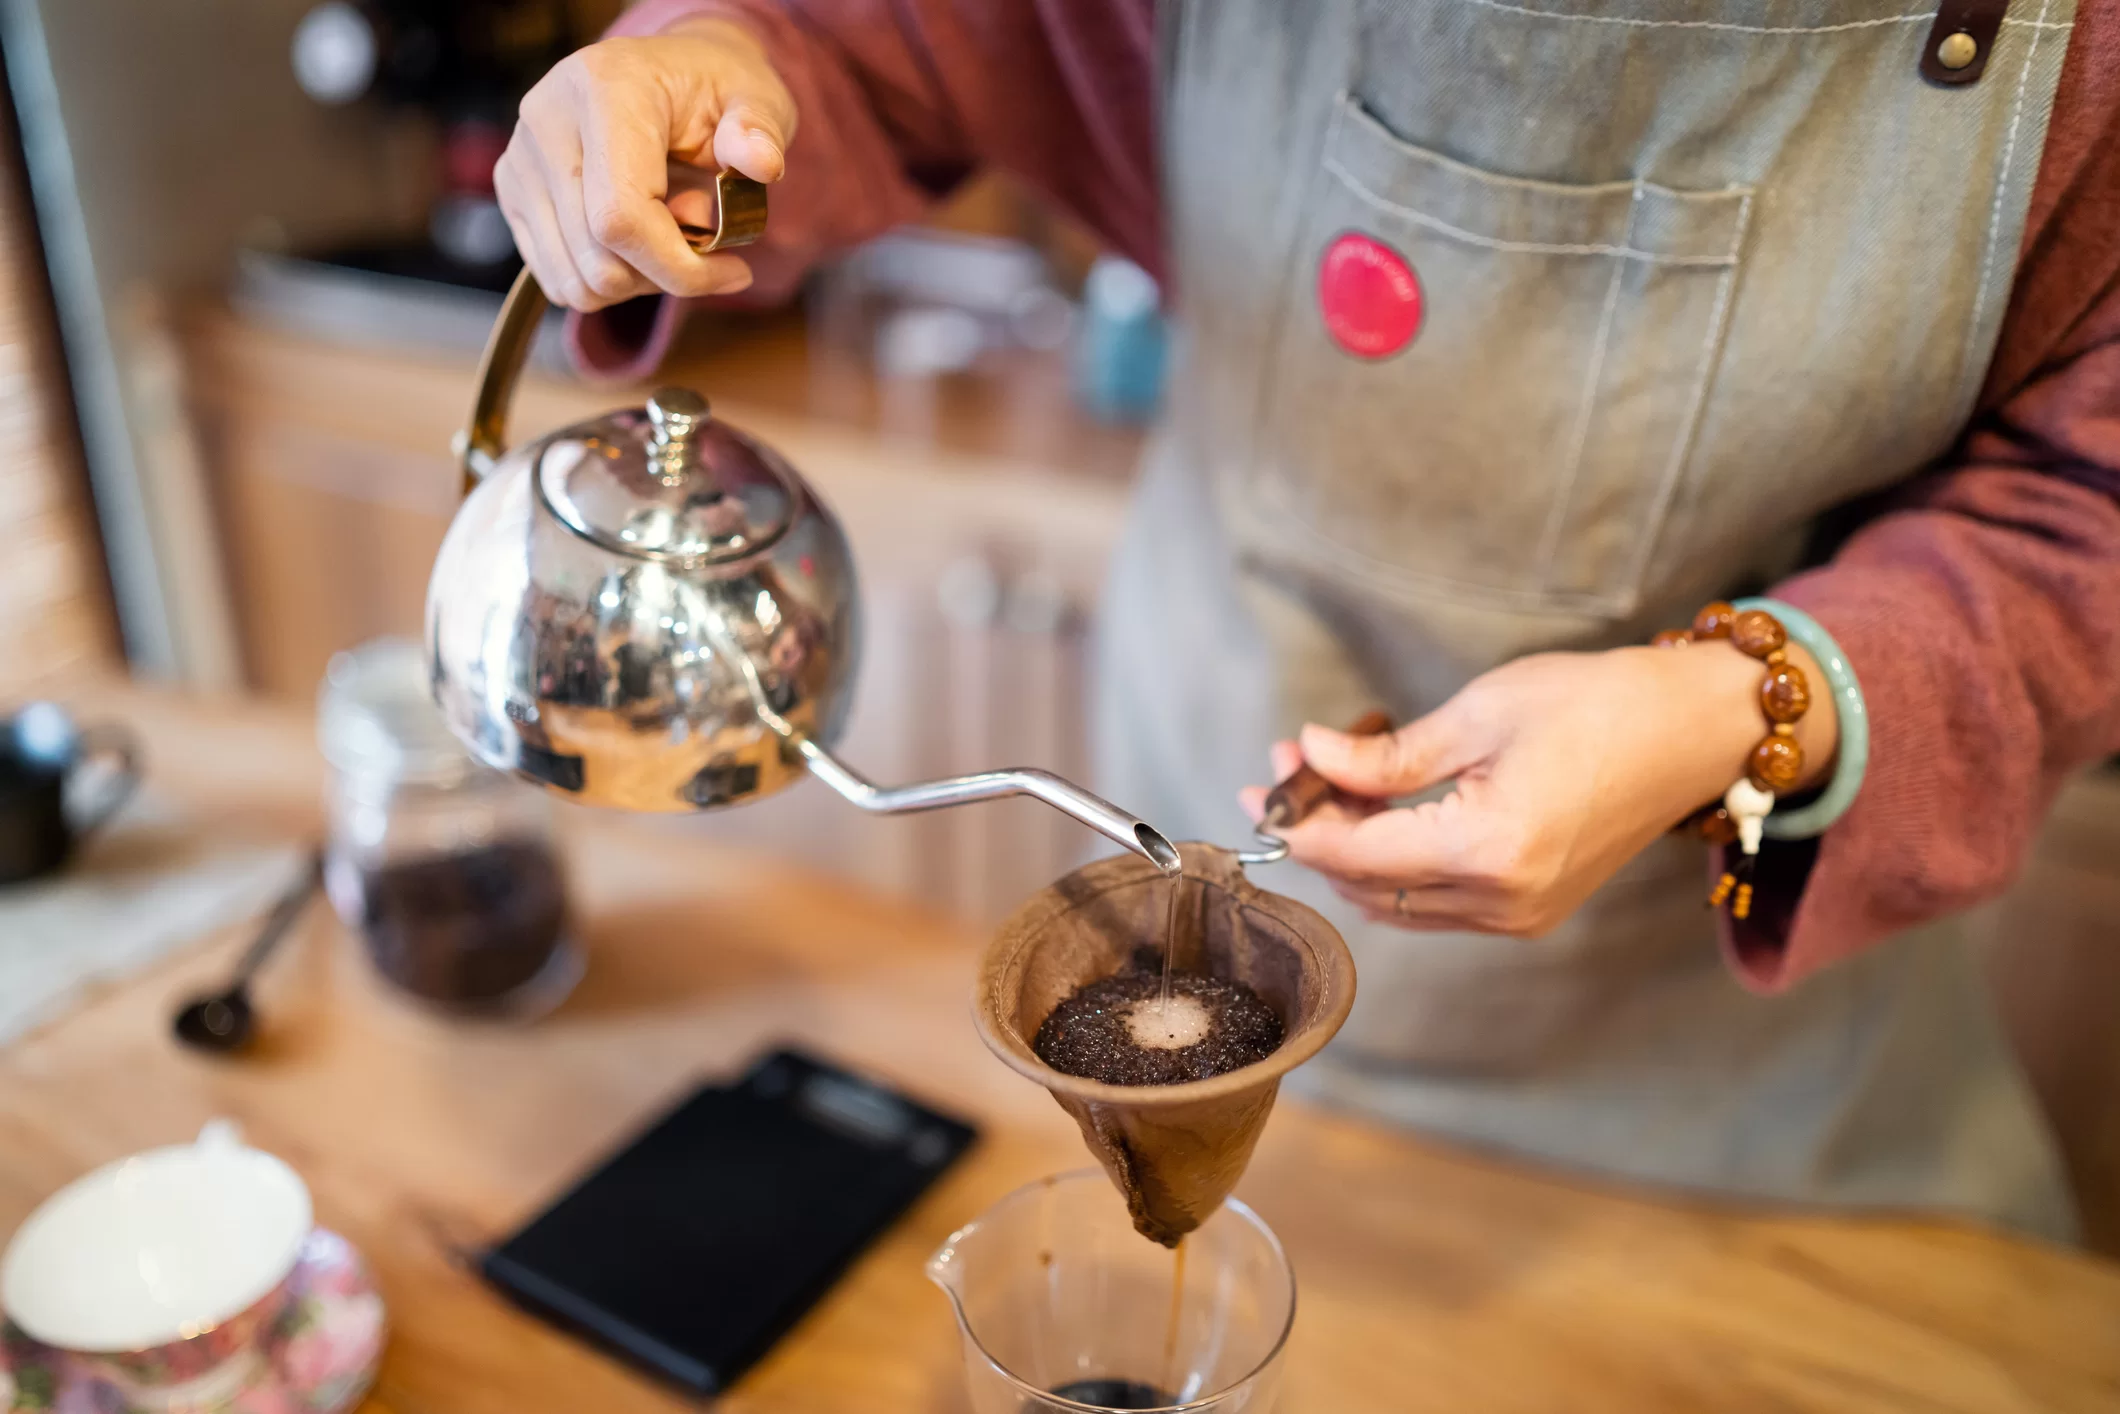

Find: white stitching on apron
<box><xmin>1539</xmin><ymin>186</ymin><xmax>1642</xmax><ymax>578</ymax></box>
<box><xmin>1961</xmin><ymin>0</ymin><xmax>2057</xmax><ymax>410</ymax></box>
<box><xmin>1323</xmin><ymin>156</ymin><xmax>1746</xmax><ymax>263</ymax></box>
<box><xmin>1436</xmin><ymin>0</ymin><xmax>2072</xmax><ymax>33</ymax></box>
<box><xmin>1627</xmin><ymin>189</ymin><xmax>1755</xmax><ymax>595</ymax></box>
<box><xmin>1333</xmin><ymin>92</ymin><xmax>1757</xmax><ymax>201</ymax></box>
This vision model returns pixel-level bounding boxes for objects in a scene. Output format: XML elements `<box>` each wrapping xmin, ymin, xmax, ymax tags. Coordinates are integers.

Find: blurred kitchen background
<box><xmin>0</xmin><ymin>0</ymin><xmax>2115</xmax><ymax>1241</ymax></box>
<box><xmin>0</xmin><ymin>0</ymin><xmax>1170</xmax><ymax>926</ymax></box>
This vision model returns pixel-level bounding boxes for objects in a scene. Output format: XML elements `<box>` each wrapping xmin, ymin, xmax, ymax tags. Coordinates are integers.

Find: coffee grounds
<box><xmin>355</xmin><ymin>839</ymin><xmax>566</xmax><ymax>1005</ymax></box>
<box><xmin>1033</xmin><ymin>950</ymin><xmax>1283</xmax><ymax>1086</ymax></box>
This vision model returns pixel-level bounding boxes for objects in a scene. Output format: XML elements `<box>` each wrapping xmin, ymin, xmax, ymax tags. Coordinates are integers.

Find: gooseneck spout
<box><xmin>700</xmin><ymin>597</ymin><xmax>1181</xmax><ymax>875</ymax></box>
<box><xmin>790</xmin><ymin>737</ymin><xmax>1182</xmax><ymax>875</ymax></box>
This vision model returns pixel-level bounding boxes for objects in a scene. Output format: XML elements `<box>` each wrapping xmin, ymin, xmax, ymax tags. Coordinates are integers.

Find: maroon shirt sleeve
<box><xmin>565</xmin><ymin>0</ymin><xmax>1157</xmax><ymax>380</ymax></box>
<box><xmin>1731</xmin><ymin>0</ymin><xmax>2120</xmax><ymax>989</ymax></box>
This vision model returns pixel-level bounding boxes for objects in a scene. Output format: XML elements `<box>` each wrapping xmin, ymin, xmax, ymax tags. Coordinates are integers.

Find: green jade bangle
<box><xmin>1733</xmin><ymin>597</ymin><xmax>1868</xmax><ymax>840</ymax></box>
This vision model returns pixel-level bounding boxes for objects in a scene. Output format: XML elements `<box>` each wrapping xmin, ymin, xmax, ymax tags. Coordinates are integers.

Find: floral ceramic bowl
<box><xmin>0</xmin><ymin>1123</ymin><xmax>384</xmax><ymax>1413</ymax></box>
<box><xmin>0</xmin><ymin>1229</ymin><xmax>383</xmax><ymax>1414</ymax></box>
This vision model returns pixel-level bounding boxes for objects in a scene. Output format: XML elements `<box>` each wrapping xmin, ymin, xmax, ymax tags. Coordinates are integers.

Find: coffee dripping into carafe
<box><xmin>424</xmin><ymin>171</ymin><xmax>1180</xmax><ymax>872</ymax></box>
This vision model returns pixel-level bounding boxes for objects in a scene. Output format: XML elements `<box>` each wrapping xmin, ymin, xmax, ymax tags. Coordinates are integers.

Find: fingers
<box><xmin>1234</xmin><ymin>764</ymin><xmax>1481</xmax><ymax>929</ymax></box>
<box><xmin>1235</xmin><ymin>752</ymin><xmax>1559</xmax><ymax>935</ymax></box>
<box><xmin>698</xmin><ymin>27</ymin><xmax>796</xmax><ymax>180</ymax></box>
<box><xmin>712</xmin><ymin>98</ymin><xmax>791</xmax><ymax>183</ymax></box>
<box><xmin>529</xmin><ymin>116</ymin><xmax>660</xmax><ymax>311</ymax></box>
<box><xmin>1239</xmin><ymin>655</ymin><xmax>1679</xmax><ymax>941</ymax></box>
<box><xmin>1326</xmin><ymin>877</ymin><xmax>1474</xmax><ymax>930</ymax></box>
<box><xmin>577</xmin><ymin>77</ymin><xmax>759</xmax><ymax>298</ymax></box>
<box><xmin>1318</xmin><ymin>834</ymin><xmax>1559</xmax><ymax>937</ymax></box>
<box><xmin>498</xmin><ymin>33</ymin><xmax>787</xmax><ymax>311</ymax></box>
<box><xmin>494</xmin><ymin>141</ymin><xmax>598</xmax><ymax>309</ymax></box>
<box><xmin>1312</xmin><ymin>788</ymin><xmax>1576</xmax><ymax>937</ymax></box>
<box><xmin>1298</xmin><ymin>705</ymin><xmax>1480</xmax><ymax>800</ymax></box>
<box><xmin>1238</xmin><ymin>739</ymin><xmax>1378</xmax><ymax>828</ymax></box>
<box><xmin>1282</xmin><ymin>791</ymin><xmax>1468</xmax><ymax>890</ymax></box>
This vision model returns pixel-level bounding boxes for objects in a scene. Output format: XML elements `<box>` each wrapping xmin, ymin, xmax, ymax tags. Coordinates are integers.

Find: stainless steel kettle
<box><xmin>425</xmin><ymin>172</ymin><xmax>1179</xmax><ymax>872</ymax></box>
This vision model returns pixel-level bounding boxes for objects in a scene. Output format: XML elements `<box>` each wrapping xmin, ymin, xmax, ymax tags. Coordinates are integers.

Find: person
<box><xmin>494</xmin><ymin>0</ymin><xmax>2120</xmax><ymax>1240</ymax></box>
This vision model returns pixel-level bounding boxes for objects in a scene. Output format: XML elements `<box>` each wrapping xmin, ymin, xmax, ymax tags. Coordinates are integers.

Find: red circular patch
<box><xmin>1317</xmin><ymin>232</ymin><xmax>1423</xmax><ymax>359</ymax></box>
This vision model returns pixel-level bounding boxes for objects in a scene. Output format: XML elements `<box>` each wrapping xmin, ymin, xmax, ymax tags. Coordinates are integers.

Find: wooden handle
<box><xmin>454</xmin><ymin>170</ymin><xmax>769</xmax><ymax>494</ymax></box>
<box><xmin>1260</xmin><ymin>710</ymin><xmax>1393</xmax><ymax>830</ymax></box>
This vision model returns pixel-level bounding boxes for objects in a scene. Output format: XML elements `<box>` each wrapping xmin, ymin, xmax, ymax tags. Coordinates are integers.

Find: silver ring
<box><xmin>1395</xmin><ymin>887</ymin><xmax>1410</xmax><ymax>916</ymax></box>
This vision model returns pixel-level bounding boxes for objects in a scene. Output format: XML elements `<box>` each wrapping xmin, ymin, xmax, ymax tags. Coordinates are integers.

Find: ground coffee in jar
<box><xmin>319</xmin><ymin>639</ymin><xmax>577</xmax><ymax>1013</ymax></box>
<box><xmin>350</xmin><ymin>839</ymin><xmax>568</xmax><ymax>1004</ymax></box>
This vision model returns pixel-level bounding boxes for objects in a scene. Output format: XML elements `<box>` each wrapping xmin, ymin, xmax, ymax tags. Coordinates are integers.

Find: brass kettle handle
<box><xmin>454</xmin><ymin>170</ymin><xmax>770</xmax><ymax>493</ymax></box>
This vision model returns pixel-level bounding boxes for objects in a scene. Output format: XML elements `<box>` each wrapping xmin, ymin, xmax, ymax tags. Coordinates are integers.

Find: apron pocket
<box><xmin>1248</xmin><ymin>91</ymin><xmax>1754</xmax><ymax>615</ymax></box>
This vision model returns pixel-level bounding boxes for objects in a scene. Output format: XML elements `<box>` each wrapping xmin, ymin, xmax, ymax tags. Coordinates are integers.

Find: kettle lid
<box><xmin>539</xmin><ymin>387</ymin><xmax>796</xmax><ymax>565</ymax></box>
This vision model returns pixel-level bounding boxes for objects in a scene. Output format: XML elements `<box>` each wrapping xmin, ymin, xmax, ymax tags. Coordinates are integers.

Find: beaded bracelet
<box><xmin>1652</xmin><ymin>601</ymin><xmax>1809</xmax><ymax>920</ymax></box>
<box><xmin>1733</xmin><ymin>598</ymin><xmax>1869</xmax><ymax>841</ymax></box>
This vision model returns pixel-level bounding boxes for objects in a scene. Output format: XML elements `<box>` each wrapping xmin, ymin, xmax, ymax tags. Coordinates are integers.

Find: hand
<box><xmin>494</xmin><ymin>21</ymin><xmax>794</xmax><ymax>311</ymax></box>
<box><xmin>1237</xmin><ymin>643</ymin><xmax>1838</xmax><ymax>936</ymax></box>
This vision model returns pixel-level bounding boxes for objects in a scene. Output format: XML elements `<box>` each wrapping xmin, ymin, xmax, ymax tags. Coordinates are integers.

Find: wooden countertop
<box><xmin>5</xmin><ymin>684</ymin><xmax>2119</xmax><ymax>1414</ymax></box>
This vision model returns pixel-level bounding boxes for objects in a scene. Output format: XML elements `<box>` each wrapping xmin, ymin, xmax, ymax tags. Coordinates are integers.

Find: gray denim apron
<box><xmin>1094</xmin><ymin>0</ymin><xmax>2080</xmax><ymax>1237</ymax></box>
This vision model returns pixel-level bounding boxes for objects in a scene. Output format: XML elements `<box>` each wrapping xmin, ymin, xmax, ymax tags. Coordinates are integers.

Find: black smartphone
<box><xmin>480</xmin><ymin>1047</ymin><xmax>978</xmax><ymax>1396</ymax></box>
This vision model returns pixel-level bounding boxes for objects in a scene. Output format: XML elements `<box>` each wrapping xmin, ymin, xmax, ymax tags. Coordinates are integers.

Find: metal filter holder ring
<box><xmin>1235</xmin><ymin>711</ymin><xmax>1394</xmax><ymax>867</ymax></box>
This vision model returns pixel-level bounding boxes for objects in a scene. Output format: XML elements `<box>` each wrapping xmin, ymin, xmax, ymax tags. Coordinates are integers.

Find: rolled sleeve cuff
<box><xmin>1716</xmin><ymin>567</ymin><xmax>1940</xmax><ymax>993</ymax></box>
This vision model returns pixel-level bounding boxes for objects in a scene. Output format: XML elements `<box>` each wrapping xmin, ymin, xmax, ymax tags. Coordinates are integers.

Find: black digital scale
<box><xmin>480</xmin><ymin>1047</ymin><xmax>977</xmax><ymax>1396</ymax></box>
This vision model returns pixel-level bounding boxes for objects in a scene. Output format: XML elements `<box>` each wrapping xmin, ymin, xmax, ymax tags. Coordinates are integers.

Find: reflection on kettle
<box><xmin>425</xmin><ymin>171</ymin><xmax>1179</xmax><ymax>875</ymax></box>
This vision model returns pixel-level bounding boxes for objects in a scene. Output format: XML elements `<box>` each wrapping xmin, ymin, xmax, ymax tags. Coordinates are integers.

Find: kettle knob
<box><xmin>647</xmin><ymin>388</ymin><xmax>709</xmax><ymax>444</ymax></box>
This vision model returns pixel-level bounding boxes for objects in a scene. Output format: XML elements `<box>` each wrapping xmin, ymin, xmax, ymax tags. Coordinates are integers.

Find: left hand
<box><xmin>1238</xmin><ymin>642</ymin><xmax>1837</xmax><ymax>935</ymax></box>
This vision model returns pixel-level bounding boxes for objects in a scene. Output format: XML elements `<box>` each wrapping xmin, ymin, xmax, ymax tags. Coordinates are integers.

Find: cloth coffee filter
<box><xmin>976</xmin><ymin>843</ymin><xmax>1356</xmax><ymax>1246</ymax></box>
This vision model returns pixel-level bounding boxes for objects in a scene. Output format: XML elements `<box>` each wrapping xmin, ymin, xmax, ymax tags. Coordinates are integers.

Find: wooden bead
<box><xmin>1697</xmin><ymin>808</ymin><xmax>1739</xmax><ymax>846</ymax></box>
<box><xmin>1760</xmin><ymin>664</ymin><xmax>1810</xmax><ymax>722</ymax></box>
<box><xmin>1692</xmin><ymin>602</ymin><xmax>1737</xmax><ymax>640</ymax></box>
<box><xmin>1730</xmin><ymin>609</ymin><xmax>1787</xmax><ymax>660</ymax></box>
<box><xmin>1748</xmin><ymin>734</ymin><xmax>1804</xmax><ymax>793</ymax></box>
<box><xmin>1651</xmin><ymin>629</ymin><xmax>1693</xmax><ymax>649</ymax></box>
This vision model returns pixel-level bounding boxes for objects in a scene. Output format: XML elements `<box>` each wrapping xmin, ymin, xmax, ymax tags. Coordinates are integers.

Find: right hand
<box><xmin>494</xmin><ymin>22</ymin><xmax>795</xmax><ymax>311</ymax></box>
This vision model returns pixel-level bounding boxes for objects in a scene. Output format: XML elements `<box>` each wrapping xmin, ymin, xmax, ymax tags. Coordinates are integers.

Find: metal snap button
<box><xmin>1937</xmin><ymin>31</ymin><xmax>1979</xmax><ymax>69</ymax></box>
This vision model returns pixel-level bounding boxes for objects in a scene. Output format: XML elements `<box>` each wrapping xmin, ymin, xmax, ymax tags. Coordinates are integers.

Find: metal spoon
<box><xmin>173</xmin><ymin>850</ymin><xmax>323</xmax><ymax>1054</ymax></box>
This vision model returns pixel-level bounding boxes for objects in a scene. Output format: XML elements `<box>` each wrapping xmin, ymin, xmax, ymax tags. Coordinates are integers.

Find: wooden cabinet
<box><xmin>1973</xmin><ymin>768</ymin><xmax>2120</xmax><ymax>1252</ymax></box>
<box><xmin>0</xmin><ymin>66</ymin><xmax>114</xmax><ymax>697</ymax></box>
<box><xmin>181</xmin><ymin>306</ymin><xmax>1136</xmax><ymax>922</ymax></box>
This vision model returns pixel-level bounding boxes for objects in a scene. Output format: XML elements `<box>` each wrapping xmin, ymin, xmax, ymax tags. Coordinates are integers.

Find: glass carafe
<box><xmin>928</xmin><ymin>1171</ymin><xmax>1294</xmax><ymax>1413</ymax></box>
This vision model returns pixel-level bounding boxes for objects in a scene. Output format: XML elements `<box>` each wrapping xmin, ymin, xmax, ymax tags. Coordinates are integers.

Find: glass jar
<box><xmin>317</xmin><ymin>638</ymin><xmax>578</xmax><ymax>1014</ymax></box>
